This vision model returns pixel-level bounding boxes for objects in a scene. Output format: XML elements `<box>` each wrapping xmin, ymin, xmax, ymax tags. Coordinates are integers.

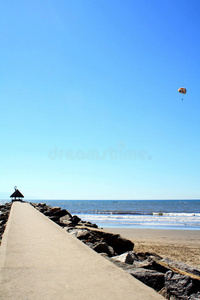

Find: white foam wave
<box><xmin>78</xmin><ymin>213</ymin><xmax>200</xmax><ymax>229</ymax></box>
<box><xmin>153</xmin><ymin>212</ymin><xmax>200</xmax><ymax>216</ymax></box>
<box><xmin>163</xmin><ymin>212</ymin><xmax>200</xmax><ymax>217</ymax></box>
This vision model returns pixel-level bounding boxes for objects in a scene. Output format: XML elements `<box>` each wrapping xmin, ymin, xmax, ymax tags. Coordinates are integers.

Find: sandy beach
<box><xmin>104</xmin><ymin>228</ymin><xmax>200</xmax><ymax>268</ymax></box>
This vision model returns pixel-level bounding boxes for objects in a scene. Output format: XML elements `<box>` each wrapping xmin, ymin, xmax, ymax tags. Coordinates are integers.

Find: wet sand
<box><xmin>104</xmin><ymin>228</ymin><xmax>200</xmax><ymax>268</ymax></box>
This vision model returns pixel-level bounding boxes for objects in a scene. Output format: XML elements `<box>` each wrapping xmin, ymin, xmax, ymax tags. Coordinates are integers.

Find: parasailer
<box><xmin>178</xmin><ymin>87</ymin><xmax>187</xmax><ymax>100</ymax></box>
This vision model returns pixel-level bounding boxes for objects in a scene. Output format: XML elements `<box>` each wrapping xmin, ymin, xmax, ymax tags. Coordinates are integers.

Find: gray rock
<box><xmin>165</xmin><ymin>270</ymin><xmax>194</xmax><ymax>298</ymax></box>
<box><xmin>0</xmin><ymin>202</ymin><xmax>12</xmax><ymax>243</ymax></box>
<box><xmin>162</xmin><ymin>257</ymin><xmax>200</xmax><ymax>277</ymax></box>
<box><xmin>140</xmin><ymin>257</ymin><xmax>169</xmax><ymax>274</ymax></box>
<box><xmin>128</xmin><ymin>268</ymin><xmax>165</xmax><ymax>292</ymax></box>
<box><xmin>54</xmin><ymin>209</ymin><xmax>72</xmax><ymax>218</ymax></box>
<box><xmin>86</xmin><ymin>230</ymin><xmax>134</xmax><ymax>255</ymax></box>
<box><xmin>59</xmin><ymin>214</ymin><xmax>72</xmax><ymax>225</ymax></box>
<box><xmin>71</xmin><ymin>215</ymin><xmax>81</xmax><ymax>225</ymax></box>
<box><xmin>93</xmin><ymin>242</ymin><xmax>115</xmax><ymax>257</ymax></box>
<box><xmin>111</xmin><ymin>251</ymin><xmax>135</xmax><ymax>264</ymax></box>
<box><xmin>67</xmin><ymin>228</ymin><xmax>90</xmax><ymax>240</ymax></box>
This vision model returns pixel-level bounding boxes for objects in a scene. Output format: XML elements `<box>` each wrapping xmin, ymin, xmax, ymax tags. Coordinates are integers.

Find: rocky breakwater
<box><xmin>31</xmin><ymin>203</ymin><xmax>200</xmax><ymax>300</ymax></box>
<box><xmin>31</xmin><ymin>202</ymin><xmax>133</xmax><ymax>256</ymax></box>
<box><xmin>0</xmin><ymin>202</ymin><xmax>12</xmax><ymax>244</ymax></box>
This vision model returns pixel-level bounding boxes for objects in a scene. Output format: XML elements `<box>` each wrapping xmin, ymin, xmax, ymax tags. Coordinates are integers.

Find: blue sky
<box><xmin>1</xmin><ymin>0</ymin><xmax>200</xmax><ymax>200</ymax></box>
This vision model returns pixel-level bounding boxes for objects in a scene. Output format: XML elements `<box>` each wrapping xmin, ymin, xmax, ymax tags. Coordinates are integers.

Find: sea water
<box><xmin>24</xmin><ymin>199</ymin><xmax>200</xmax><ymax>230</ymax></box>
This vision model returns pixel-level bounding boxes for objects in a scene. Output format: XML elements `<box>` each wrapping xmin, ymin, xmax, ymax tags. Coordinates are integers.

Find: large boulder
<box><xmin>86</xmin><ymin>229</ymin><xmax>134</xmax><ymax>255</ymax></box>
<box><xmin>71</xmin><ymin>215</ymin><xmax>81</xmax><ymax>226</ymax></box>
<box><xmin>54</xmin><ymin>209</ymin><xmax>72</xmax><ymax>218</ymax></box>
<box><xmin>103</xmin><ymin>233</ymin><xmax>134</xmax><ymax>255</ymax></box>
<box><xmin>59</xmin><ymin>214</ymin><xmax>72</xmax><ymax>225</ymax></box>
<box><xmin>66</xmin><ymin>228</ymin><xmax>102</xmax><ymax>244</ymax></box>
<box><xmin>111</xmin><ymin>251</ymin><xmax>136</xmax><ymax>264</ymax></box>
<box><xmin>164</xmin><ymin>271</ymin><xmax>195</xmax><ymax>299</ymax></box>
<box><xmin>139</xmin><ymin>257</ymin><xmax>169</xmax><ymax>274</ymax></box>
<box><xmin>93</xmin><ymin>242</ymin><xmax>115</xmax><ymax>257</ymax></box>
<box><xmin>161</xmin><ymin>257</ymin><xmax>200</xmax><ymax>277</ymax></box>
<box><xmin>128</xmin><ymin>268</ymin><xmax>165</xmax><ymax>292</ymax></box>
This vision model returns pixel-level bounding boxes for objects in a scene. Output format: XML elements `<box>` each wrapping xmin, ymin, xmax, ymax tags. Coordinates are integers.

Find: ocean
<box><xmin>23</xmin><ymin>199</ymin><xmax>200</xmax><ymax>230</ymax></box>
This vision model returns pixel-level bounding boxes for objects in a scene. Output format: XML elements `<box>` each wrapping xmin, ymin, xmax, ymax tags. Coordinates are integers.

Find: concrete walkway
<box><xmin>0</xmin><ymin>202</ymin><xmax>163</xmax><ymax>299</ymax></box>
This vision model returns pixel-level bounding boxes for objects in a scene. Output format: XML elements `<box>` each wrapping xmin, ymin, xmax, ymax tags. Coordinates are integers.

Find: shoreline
<box><xmin>104</xmin><ymin>228</ymin><xmax>200</xmax><ymax>268</ymax></box>
<box><xmin>99</xmin><ymin>225</ymin><xmax>200</xmax><ymax>231</ymax></box>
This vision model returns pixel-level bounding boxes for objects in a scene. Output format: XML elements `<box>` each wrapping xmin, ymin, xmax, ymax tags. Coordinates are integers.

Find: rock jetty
<box><xmin>0</xmin><ymin>202</ymin><xmax>12</xmax><ymax>244</ymax></box>
<box><xmin>30</xmin><ymin>202</ymin><xmax>200</xmax><ymax>300</ymax></box>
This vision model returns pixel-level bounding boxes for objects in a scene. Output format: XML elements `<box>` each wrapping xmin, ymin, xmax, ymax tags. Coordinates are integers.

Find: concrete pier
<box><xmin>0</xmin><ymin>202</ymin><xmax>163</xmax><ymax>299</ymax></box>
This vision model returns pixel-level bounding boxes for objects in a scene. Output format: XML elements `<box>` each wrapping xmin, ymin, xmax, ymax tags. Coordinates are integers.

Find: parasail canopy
<box><xmin>178</xmin><ymin>87</ymin><xmax>187</xmax><ymax>95</ymax></box>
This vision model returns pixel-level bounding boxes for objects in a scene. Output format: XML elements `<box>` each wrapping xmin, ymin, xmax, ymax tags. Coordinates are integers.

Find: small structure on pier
<box><xmin>10</xmin><ymin>186</ymin><xmax>24</xmax><ymax>202</ymax></box>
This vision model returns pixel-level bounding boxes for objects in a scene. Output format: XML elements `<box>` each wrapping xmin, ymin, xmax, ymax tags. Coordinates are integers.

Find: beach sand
<box><xmin>104</xmin><ymin>228</ymin><xmax>200</xmax><ymax>268</ymax></box>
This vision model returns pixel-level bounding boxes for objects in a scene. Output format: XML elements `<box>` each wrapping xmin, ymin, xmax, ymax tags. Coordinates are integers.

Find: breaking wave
<box><xmin>77</xmin><ymin>212</ymin><xmax>200</xmax><ymax>230</ymax></box>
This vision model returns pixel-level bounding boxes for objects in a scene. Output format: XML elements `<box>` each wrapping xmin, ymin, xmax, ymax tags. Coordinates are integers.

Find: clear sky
<box><xmin>1</xmin><ymin>0</ymin><xmax>200</xmax><ymax>200</ymax></box>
